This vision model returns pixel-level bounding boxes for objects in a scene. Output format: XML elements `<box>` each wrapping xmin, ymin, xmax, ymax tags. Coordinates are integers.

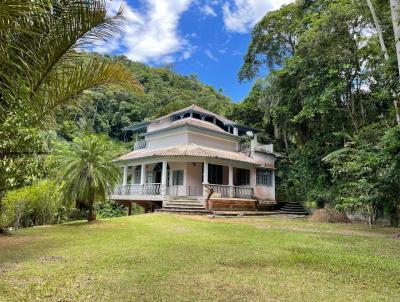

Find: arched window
<box><xmin>151</xmin><ymin>163</ymin><xmax>170</xmax><ymax>183</ymax></box>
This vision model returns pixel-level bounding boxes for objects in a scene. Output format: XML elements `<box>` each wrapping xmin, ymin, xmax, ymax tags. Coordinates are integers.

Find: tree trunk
<box><xmin>390</xmin><ymin>0</ymin><xmax>400</xmax><ymax>124</ymax></box>
<box><xmin>87</xmin><ymin>183</ymin><xmax>96</xmax><ymax>221</ymax></box>
<box><xmin>283</xmin><ymin>127</ymin><xmax>288</xmax><ymax>151</ymax></box>
<box><xmin>273</xmin><ymin>122</ymin><xmax>280</xmax><ymax>139</ymax></box>
<box><xmin>367</xmin><ymin>0</ymin><xmax>389</xmax><ymax>60</ymax></box>
<box><xmin>88</xmin><ymin>202</ymin><xmax>96</xmax><ymax>221</ymax></box>
<box><xmin>128</xmin><ymin>203</ymin><xmax>132</xmax><ymax>216</ymax></box>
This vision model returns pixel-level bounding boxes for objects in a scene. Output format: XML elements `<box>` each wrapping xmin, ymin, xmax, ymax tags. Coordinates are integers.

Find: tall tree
<box><xmin>390</xmin><ymin>0</ymin><xmax>400</xmax><ymax>124</ymax></box>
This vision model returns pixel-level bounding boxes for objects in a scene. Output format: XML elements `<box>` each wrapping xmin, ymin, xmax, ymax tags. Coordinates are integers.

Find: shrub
<box><xmin>95</xmin><ymin>202</ymin><xmax>127</xmax><ymax>218</ymax></box>
<box><xmin>0</xmin><ymin>180</ymin><xmax>69</xmax><ymax>229</ymax></box>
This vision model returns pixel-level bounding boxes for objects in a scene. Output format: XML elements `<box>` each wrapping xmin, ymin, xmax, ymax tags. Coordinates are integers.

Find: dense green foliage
<box><xmin>0</xmin><ymin>181</ymin><xmax>66</xmax><ymax>229</ymax></box>
<box><xmin>95</xmin><ymin>202</ymin><xmax>142</xmax><ymax>218</ymax></box>
<box><xmin>233</xmin><ymin>0</ymin><xmax>400</xmax><ymax>224</ymax></box>
<box><xmin>0</xmin><ymin>1</ymin><xmax>141</xmax><ymax>196</ymax></box>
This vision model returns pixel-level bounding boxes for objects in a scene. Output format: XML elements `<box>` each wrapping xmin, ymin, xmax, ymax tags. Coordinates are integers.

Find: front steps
<box><xmin>276</xmin><ymin>202</ymin><xmax>308</xmax><ymax>215</ymax></box>
<box><xmin>156</xmin><ymin>197</ymin><xmax>308</xmax><ymax>216</ymax></box>
<box><xmin>156</xmin><ymin>196</ymin><xmax>210</xmax><ymax>215</ymax></box>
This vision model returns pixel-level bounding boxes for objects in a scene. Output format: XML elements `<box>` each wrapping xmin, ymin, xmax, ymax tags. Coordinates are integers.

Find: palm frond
<box><xmin>33</xmin><ymin>57</ymin><xmax>143</xmax><ymax>117</ymax></box>
<box><xmin>0</xmin><ymin>0</ymin><xmax>49</xmax><ymax>21</ymax></box>
<box><xmin>322</xmin><ymin>147</ymin><xmax>351</xmax><ymax>162</ymax></box>
<box><xmin>29</xmin><ymin>1</ymin><xmax>125</xmax><ymax>94</ymax></box>
<box><xmin>54</xmin><ymin>134</ymin><xmax>121</xmax><ymax>206</ymax></box>
<box><xmin>0</xmin><ymin>0</ymin><xmax>126</xmax><ymax>107</ymax></box>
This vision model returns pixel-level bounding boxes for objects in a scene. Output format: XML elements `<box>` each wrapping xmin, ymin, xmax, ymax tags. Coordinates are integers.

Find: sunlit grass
<box><xmin>0</xmin><ymin>214</ymin><xmax>399</xmax><ymax>301</ymax></box>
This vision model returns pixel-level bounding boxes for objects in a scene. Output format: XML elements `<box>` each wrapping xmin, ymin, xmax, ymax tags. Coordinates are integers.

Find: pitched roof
<box><xmin>118</xmin><ymin>143</ymin><xmax>256</xmax><ymax>164</ymax></box>
<box><xmin>149</xmin><ymin>117</ymin><xmax>226</xmax><ymax>134</ymax></box>
<box><xmin>154</xmin><ymin>104</ymin><xmax>234</xmax><ymax>124</ymax></box>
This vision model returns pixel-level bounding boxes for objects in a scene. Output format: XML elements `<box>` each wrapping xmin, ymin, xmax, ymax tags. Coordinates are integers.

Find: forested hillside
<box><xmin>58</xmin><ymin>55</ymin><xmax>232</xmax><ymax>140</ymax></box>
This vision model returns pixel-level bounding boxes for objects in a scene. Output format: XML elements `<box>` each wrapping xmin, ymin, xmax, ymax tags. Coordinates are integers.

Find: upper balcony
<box><xmin>239</xmin><ymin>139</ymin><xmax>273</xmax><ymax>154</ymax></box>
<box><xmin>133</xmin><ymin>140</ymin><xmax>147</xmax><ymax>150</ymax></box>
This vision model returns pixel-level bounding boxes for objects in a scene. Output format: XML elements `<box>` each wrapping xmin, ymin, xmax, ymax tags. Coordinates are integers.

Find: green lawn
<box><xmin>1</xmin><ymin>214</ymin><xmax>399</xmax><ymax>302</ymax></box>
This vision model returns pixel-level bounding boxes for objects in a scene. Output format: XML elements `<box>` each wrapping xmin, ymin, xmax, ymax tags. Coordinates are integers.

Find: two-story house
<box><xmin>110</xmin><ymin>105</ymin><xmax>277</xmax><ymax>214</ymax></box>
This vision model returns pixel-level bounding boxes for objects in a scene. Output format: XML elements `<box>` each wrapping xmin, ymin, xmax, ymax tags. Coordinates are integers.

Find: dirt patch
<box><xmin>255</xmin><ymin>223</ymin><xmax>269</xmax><ymax>230</ymax></box>
<box><xmin>393</xmin><ymin>233</ymin><xmax>400</xmax><ymax>240</ymax></box>
<box><xmin>309</xmin><ymin>208</ymin><xmax>352</xmax><ymax>223</ymax></box>
<box><xmin>38</xmin><ymin>256</ymin><xmax>64</xmax><ymax>264</ymax></box>
<box><xmin>0</xmin><ymin>235</ymin><xmax>35</xmax><ymax>249</ymax></box>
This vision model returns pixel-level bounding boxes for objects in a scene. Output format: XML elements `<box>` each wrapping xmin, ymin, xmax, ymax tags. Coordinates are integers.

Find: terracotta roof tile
<box><xmin>118</xmin><ymin>143</ymin><xmax>256</xmax><ymax>164</ymax></box>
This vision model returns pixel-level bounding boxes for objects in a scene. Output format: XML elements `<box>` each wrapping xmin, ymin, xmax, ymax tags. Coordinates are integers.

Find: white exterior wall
<box><xmin>186</xmin><ymin>162</ymin><xmax>203</xmax><ymax>187</ymax></box>
<box><xmin>253</xmin><ymin>152</ymin><xmax>276</xmax><ymax>168</ymax></box>
<box><xmin>146</xmin><ymin>130</ymin><xmax>189</xmax><ymax>150</ymax></box>
<box><xmin>187</xmin><ymin>132</ymin><xmax>238</xmax><ymax>151</ymax></box>
<box><xmin>145</xmin><ymin>127</ymin><xmax>239</xmax><ymax>151</ymax></box>
<box><xmin>254</xmin><ymin>181</ymin><xmax>275</xmax><ymax>201</ymax></box>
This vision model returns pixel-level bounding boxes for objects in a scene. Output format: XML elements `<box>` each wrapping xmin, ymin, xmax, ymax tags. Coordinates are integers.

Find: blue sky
<box><xmin>97</xmin><ymin>0</ymin><xmax>292</xmax><ymax>102</ymax></box>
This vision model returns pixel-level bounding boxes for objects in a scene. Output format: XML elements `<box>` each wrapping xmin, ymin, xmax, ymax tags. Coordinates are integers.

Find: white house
<box><xmin>110</xmin><ymin>105</ymin><xmax>277</xmax><ymax>214</ymax></box>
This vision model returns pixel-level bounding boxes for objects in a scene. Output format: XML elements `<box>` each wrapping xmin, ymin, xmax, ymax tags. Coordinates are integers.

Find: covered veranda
<box><xmin>111</xmin><ymin>158</ymin><xmax>256</xmax><ymax>202</ymax></box>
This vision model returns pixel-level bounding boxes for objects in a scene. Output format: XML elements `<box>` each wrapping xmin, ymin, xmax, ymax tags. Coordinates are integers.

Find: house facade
<box><xmin>110</xmin><ymin>105</ymin><xmax>277</xmax><ymax>213</ymax></box>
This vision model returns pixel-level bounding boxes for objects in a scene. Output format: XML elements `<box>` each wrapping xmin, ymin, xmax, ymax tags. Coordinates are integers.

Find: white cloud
<box><xmin>204</xmin><ymin>49</ymin><xmax>218</xmax><ymax>61</ymax></box>
<box><xmin>200</xmin><ymin>4</ymin><xmax>217</xmax><ymax>17</ymax></box>
<box><xmin>222</xmin><ymin>0</ymin><xmax>294</xmax><ymax>33</ymax></box>
<box><xmin>93</xmin><ymin>0</ymin><xmax>194</xmax><ymax>64</ymax></box>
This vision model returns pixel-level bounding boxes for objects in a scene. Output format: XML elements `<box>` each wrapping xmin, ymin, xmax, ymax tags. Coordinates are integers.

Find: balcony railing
<box><xmin>166</xmin><ymin>186</ymin><xmax>203</xmax><ymax>196</ymax></box>
<box><xmin>238</xmin><ymin>141</ymin><xmax>251</xmax><ymax>152</ymax></box>
<box><xmin>112</xmin><ymin>184</ymin><xmax>160</xmax><ymax>196</ymax></box>
<box><xmin>133</xmin><ymin>140</ymin><xmax>146</xmax><ymax>150</ymax></box>
<box><xmin>233</xmin><ymin>186</ymin><xmax>254</xmax><ymax>199</ymax></box>
<box><xmin>239</xmin><ymin>140</ymin><xmax>273</xmax><ymax>153</ymax></box>
<box><xmin>254</xmin><ymin>144</ymin><xmax>273</xmax><ymax>153</ymax></box>
<box><xmin>208</xmin><ymin>184</ymin><xmax>231</xmax><ymax>198</ymax></box>
<box><xmin>112</xmin><ymin>184</ymin><xmax>254</xmax><ymax>199</ymax></box>
<box><xmin>207</xmin><ymin>184</ymin><xmax>254</xmax><ymax>199</ymax></box>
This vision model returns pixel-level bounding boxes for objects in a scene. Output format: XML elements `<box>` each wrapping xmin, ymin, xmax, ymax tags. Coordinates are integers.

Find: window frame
<box><xmin>172</xmin><ymin>170</ymin><xmax>184</xmax><ymax>186</ymax></box>
<box><xmin>256</xmin><ymin>169</ymin><xmax>273</xmax><ymax>186</ymax></box>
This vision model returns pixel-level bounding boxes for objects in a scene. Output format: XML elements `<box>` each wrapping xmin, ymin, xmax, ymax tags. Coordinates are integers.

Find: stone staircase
<box><xmin>276</xmin><ymin>201</ymin><xmax>308</xmax><ymax>215</ymax></box>
<box><xmin>156</xmin><ymin>196</ymin><xmax>210</xmax><ymax>215</ymax></box>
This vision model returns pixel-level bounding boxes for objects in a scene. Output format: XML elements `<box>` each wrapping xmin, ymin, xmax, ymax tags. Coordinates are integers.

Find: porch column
<box><xmin>203</xmin><ymin>161</ymin><xmax>208</xmax><ymax>184</ymax></box>
<box><xmin>140</xmin><ymin>164</ymin><xmax>146</xmax><ymax>195</ymax></box>
<box><xmin>228</xmin><ymin>165</ymin><xmax>234</xmax><ymax>198</ymax></box>
<box><xmin>122</xmin><ymin>165</ymin><xmax>128</xmax><ymax>186</ymax></box>
<box><xmin>161</xmin><ymin>161</ymin><xmax>168</xmax><ymax>195</ymax></box>
<box><xmin>140</xmin><ymin>164</ymin><xmax>146</xmax><ymax>185</ymax></box>
<box><xmin>203</xmin><ymin>161</ymin><xmax>209</xmax><ymax>198</ymax></box>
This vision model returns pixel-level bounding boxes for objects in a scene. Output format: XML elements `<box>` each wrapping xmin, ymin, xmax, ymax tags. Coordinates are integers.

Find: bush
<box><xmin>95</xmin><ymin>202</ymin><xmax>126</xmax><ymax>218</ymax></box>
<box><xmin>0</xmin><ymin>180</ymin><xmax>69</xmax><ymax>229</ymax></box>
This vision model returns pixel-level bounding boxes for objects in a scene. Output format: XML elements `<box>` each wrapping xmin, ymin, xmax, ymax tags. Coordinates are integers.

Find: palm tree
<box><xmin>55</xmin><ymin>134</ymin><xmax>120</xmax><ymax>221</ymax></box>
<box><xmin>0</xmin><ymin>0</ymin><xmax>142</xmax><ymax>138</ymax></box>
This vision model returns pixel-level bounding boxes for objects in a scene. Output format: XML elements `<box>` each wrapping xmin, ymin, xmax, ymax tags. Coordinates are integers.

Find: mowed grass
<box><xmin>0</xmin><ymin>214</ymin><xmax>400</xmax><ymax>302</ymax></box>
